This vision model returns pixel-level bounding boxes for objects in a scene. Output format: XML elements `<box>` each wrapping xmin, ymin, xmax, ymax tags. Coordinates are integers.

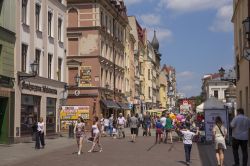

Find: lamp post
<box><xmin>18</xmin><ymin>60</ymin><xmax>39</xmax><ymax>84</ymax></box>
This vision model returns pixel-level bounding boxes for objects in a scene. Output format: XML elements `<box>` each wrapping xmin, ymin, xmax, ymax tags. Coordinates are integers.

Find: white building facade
<box><xmin>14</xmin><ymin>0</ymin><xmax>67</xmax><ymax>142</ymax></box>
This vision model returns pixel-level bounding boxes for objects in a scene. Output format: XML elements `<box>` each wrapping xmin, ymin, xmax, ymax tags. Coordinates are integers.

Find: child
<box><xmin>155</xmin><ymin>117</ymin><xmax>163</xmax><ymax>144</ymax></box>
<box><xmin>177</xmin><ymin>124</ymin><xmax>199</xmax><ymax>166</ymax></box>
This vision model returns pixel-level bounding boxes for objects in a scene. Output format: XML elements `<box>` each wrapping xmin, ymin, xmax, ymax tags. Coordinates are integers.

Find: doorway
<box><xmin>0</xmin><ymin>97</ymin><xmax>8</xmax><ymax>144</ymax></box>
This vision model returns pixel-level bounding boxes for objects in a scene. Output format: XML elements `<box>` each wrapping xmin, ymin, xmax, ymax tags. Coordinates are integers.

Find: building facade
<box><xmin>159</xmin><ymin>71</ymin><xmax>168</xmax><ymax>109</ymax></box>
<box><xmin>128</xmin><ymin>16</ymin><xmax>147</xmax><ymax>114</ymax></box>
<box><xmin>14</xmin><ymin>0</ymin><xmax>67</xmax><ymax>142</ymax></box>
<box><xmin>162</xmin><ymin>65</ymin><xmax>177</xmax><ymax>112</ymax></box>
<box><xmin>232</xmin><ymin>0</ymin><xmax>250</xmax><ymax>117</ymax></box>
<box><xmin>0</xmin><ymin>0</ymin><xmax>16</xmax><ymax>144</ymax></box>
<box><xmin>66</xmin><ymin>0</ymin><xmax>129</xmax><ymax>122</ymax></box>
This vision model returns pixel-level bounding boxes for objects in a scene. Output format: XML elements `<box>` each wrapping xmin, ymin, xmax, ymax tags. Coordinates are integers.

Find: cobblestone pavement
<box><xmin>0</xmin><ymin>129</ymin><xmax>249</xmax><ymax>166</ymax></box>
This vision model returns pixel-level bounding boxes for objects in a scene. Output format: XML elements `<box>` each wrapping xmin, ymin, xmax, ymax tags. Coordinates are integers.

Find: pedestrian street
<box><xmin>1</xmin><ymin>128</ymin><xmax>249</xmax><ymax>166</ymax></box>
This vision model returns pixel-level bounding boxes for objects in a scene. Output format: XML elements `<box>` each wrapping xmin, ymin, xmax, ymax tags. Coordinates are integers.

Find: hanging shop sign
<box><xmin>79</xmin><ymin>66</ymin><xmax>92</xmax><ymax>87</ymax></box>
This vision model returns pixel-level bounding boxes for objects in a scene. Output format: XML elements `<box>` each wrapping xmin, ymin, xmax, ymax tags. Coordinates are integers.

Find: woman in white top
<box><xmin>74</xmin><ymin>116</ymin><xmax>85</xmax><ymax>155</ymax></box>
<box><xmin>35</xmin><ymin>117</ymin><xmax>45</xmax><ymax>149</ymax></box>
<box><xmin>213</xmin><ymin>116</ymin><xmax>227</xmax><ymax>166</ymax></box>
<box><xmin>88</xmin><ymin>116</ymin><xmax>103</xmax><ymax>152</ymax></box>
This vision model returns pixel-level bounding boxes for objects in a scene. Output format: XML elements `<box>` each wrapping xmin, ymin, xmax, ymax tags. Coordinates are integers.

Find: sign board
<box><xmin>180</xmin><ymin>99</ymin><xmax>192</xmax><ymax>114</ymax></box>
<box><xmin>79</xmin><ymin>66</ymin><xmax>92</xmax><ymax>87</ymax></box>
<box><xmin>60</xmin><ymin>106</ymin><xmax>90</xmax><ymax>131</ymax></box>
<box><xmin>204</xmin><ymin>109</ymin><xmax>228</xmax><ymax>142</ymax></box>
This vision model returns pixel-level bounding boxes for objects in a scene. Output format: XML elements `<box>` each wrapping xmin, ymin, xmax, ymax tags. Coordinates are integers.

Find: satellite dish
<box><xmin>243</xmin><ymin>48</ymin><xmax>250</xmax><ymax>61</ymax></box>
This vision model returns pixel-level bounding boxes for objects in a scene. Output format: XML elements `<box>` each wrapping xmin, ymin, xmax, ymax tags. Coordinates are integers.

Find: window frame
<box><xmin>21</xmin><ymin>44</ymin><xmax>28</xmax><ymax>72</ymax></box>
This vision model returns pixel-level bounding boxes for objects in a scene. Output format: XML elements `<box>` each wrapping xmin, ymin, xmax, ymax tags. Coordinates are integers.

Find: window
<box><xmin>35</xmin><ymin>4</ymin><xmax>41</xmax><ymax>31</ymax></box>
<box><xmin>46</xmin><ymin>98</ymin><xmax>56</xmax><ymax>133</ymax></box>
<box><xmin>48</xmin><ymin>54</ymin><xmax>53</xmax><ymax>78</ymax></box>
<box><xmin>100</xmin><ymin>11</ymin><xmax>103</xmax><ymax>26</ymax></box>
<box><xmin>35</xmin><ymin>49</ymin><xmax>40</xmax><ymax>75</ymax></box>
<box><xmin>21</xmin><ymin>44</ymin><xmax>28</xmax><ymax>72</ymax></box>
<box><xmin>214</xmin><ymin>90</ymin><xmax>218</xmax><ymax>98</ymax></box>
<box><xmin>148</xmin><ymin>87</ymin><xmax>151</xmax><ymax>98</ymax></box>
<box><xmin>148</xmin><ymin>69</ymin><xmax>150</xmax><ymax>80</ymax></box>
<box><xmin>58</xmin><ymin>58</ymin><xmax>62</xmax><ymax>81</ymax></box>
<box><xmin>58</xmin><ymin>18</ymin><xmax>62</xmax><ymax>41</ymax></box>
<box><xmin>48</xmin><ymin>11</ymin><xmax>53</xmax><ymax>36</ymax></box>
<box><xmin>22</xmin><ymin>0</ymin><xmax>28</xmax><ymax>24</ymax></box>
<box><xmin>246</xmin><ymin>87</ymin><xmax>248</xmax><ymax>115</ymax></box>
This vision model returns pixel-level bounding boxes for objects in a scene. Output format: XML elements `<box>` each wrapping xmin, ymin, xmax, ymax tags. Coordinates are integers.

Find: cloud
<box><xmin>124</xmin><ymin>0</ymin><xmax>143</xmax><ymax>6</ymax></box>
<box><xmin>140</xmin><ymin>14</ymin><xmax>161</xmax><ymax>26</ymax></box>
<box><xmin>177</xmin><ymin>71</ymin><xmax>194</xmax><ymax>78</ymax></box>
<box><xmin>158</xmin><ymin>0</ymin><xmax>231</xmax><ymax>12</ymax></box>
<box><xmin>209</xmin><ymin>5</ymin><xmax>233</xmax><ymax>32</ymax></box>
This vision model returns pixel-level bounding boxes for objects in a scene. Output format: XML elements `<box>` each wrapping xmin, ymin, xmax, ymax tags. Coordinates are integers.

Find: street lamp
<box><xmin>18</xmin><ymin>60</ymin><xmax>38</xmax><ymax>84</ymax></box>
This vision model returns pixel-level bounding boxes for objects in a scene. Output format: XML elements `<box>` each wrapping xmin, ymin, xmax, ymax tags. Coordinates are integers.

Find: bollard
<box><xmin>68</xmin><ymin>123</ymin><xmax>74</xmax><ymax>138</ymax></box>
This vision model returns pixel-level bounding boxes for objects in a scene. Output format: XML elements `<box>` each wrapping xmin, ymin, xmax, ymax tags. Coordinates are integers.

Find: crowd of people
<box><xmin>31</xmin><ymin>108</ymin><xmax>250</xmax><ymax>166</ymax></box>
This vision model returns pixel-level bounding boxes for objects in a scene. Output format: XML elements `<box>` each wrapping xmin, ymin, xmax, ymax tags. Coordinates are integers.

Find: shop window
<box><xmin>46</xmin><ymin>98</ymin><xmax>56</xmax><ymax>133</ymax></box>
<box><xmin>21</xmin><ymin>95</ymin><xmax>40</xmax><ymax>136</ymax></box>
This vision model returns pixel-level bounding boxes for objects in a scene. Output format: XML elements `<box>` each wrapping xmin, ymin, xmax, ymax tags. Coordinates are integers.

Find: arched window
<box><xmin>68</xmin><ymin>8</ymin><xmax>78</xmax><ymax>27</ymax></box>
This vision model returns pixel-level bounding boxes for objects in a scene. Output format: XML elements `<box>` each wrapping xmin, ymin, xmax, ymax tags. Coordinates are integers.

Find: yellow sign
<box><xmin>79</xmin><ymin>66</ymin><xmax>92</xmax><ymax>87</ymax></box>
<box><xmin>60</xmin><ymin>106</ymin><xmax>90</xmax><ymax>131</ymax></box>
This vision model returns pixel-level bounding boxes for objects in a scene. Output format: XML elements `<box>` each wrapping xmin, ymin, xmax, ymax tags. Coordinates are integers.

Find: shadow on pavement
<box><xmin>147</xmin><ymin>143</ymin><xmax>157</xmax><ymax>151</ymax></box>
<box><xmin>197</xmin><ymin>143</ymin><xmax>214</xmax><ymax>166</ymax></box>
<box><xmin>177</xmin><ymin>160</ymin><xmax>188</xmax><ymax>165</ymax></box>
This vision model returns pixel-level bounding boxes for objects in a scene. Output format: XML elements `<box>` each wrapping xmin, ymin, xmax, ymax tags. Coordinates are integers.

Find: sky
<box><xmin>124</xmin><ymin>0</ymin><xmax>234</xmax><ymax>97</ymax></box>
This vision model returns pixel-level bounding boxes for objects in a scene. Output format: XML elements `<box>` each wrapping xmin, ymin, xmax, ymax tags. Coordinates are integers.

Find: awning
<box><xmin>100</xmin><ymin>100</ymin><xmax>120</xmax><ymax>109</ymax></box>
<box><xmin>117</xmin><ymin>102</ymin><xmax>131</xmax><ymax>110</ymax></box>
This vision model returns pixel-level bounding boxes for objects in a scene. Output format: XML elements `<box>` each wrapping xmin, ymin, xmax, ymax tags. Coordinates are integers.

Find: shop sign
<box><xmin>22</xmin><ymin>82</ymin><xmax>57</xmax><ymax>94</ymax></box>
<box><xmin>60</xmin><ymin>106</ymin><xmax>90</xmax><ymax>131</ymax></box>
<box><xmin>79</xmin><ymin>66</ymin><xmax>92</xmax><ymax>87</ymax></box>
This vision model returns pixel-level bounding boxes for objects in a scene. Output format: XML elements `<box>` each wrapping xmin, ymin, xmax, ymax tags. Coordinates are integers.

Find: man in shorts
<box><xmin>130</xmin><ymin>113</ymin><xmax>139</xmax><ymax>142</ymax></box>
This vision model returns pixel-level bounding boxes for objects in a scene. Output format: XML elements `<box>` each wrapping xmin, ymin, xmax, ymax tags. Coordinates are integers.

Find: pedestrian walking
<box><xmin>213</xmin><ymin>116</ymin><xmax>227</xmax><ymax>166</ymax></box>
<box><xmin>144</xmin><ymin>112</ymin><xmax>151</xmax><ymax>136</ymax></box>
<box><xmin>130</xmin><ymin>113</ymin><xmax>139</xmax><ymax>142</ymax></box>
<box><xmin>88</xmin><ymin>116</ymin><xmax>103</xmax><ymax>153</ymax></box>
<box><xmin>177</xmin><ymin>124</ymin><xmax>199</xmax><ymax>166</ymax></box>
<box><xmin>160</xmin><ymin>113</ymin><xmax>167</xmax><ymax>142</ymax></box>
<box><xmin>109</xmin><ymin>114</ymin><xmax>114</xmax><ymax>137</ymax></box>
<box><xmin>135</xmin><ymin>113</ymin><xmax>140</xmax><ymax>136</ymax></box>
<box><xmin>35</xmin><ymin>117</ymin><xmax>45</xmax><ymax>149</ymax></box>
<box><xmin>165</xmin><ymin>113</ymin><xmax>173</xmax><ymax>144</ymax></box>
<box><xmin>100</xmin><ymin>114</ymin><xmax>105</xmax><ymax>136</ymax></box>
<box><xmin>230</xmin><ymin>108</ymin><xmax>250</xmax><ymax>166</ymax></box>
<box><xmin>74</xmin><ymin>116</ymin><xmax>85</xmax><ymax>155</ymax></box>
<box><xmin>117</xmin><ymin>113</ymin><xmax>126</xmax><ymax>138</ymax></box>
<box><xmin>104</xmin><ymin>117</ymin><xmax>109</xmax><ymax>136</ymax></box>
<box><xmin>155</xmin><ymin>116</ymin><xmax>163</xmax><ymax>144</ymax></box>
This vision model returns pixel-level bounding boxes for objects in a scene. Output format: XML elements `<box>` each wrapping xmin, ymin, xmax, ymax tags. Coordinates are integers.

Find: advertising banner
<box><xmin>79</xmin><ymin>66</ymin><xmax>92</xmax><ymax>87</ymax></box>
<box><xmin>60</xmin><ymin>106</ymin><xmax>90</xmax><ymax>131</ymax></box>
<box><xmin>204</xmin><ymin>109</ymin><xmax>228</xmax><ymax>141</ymax></box>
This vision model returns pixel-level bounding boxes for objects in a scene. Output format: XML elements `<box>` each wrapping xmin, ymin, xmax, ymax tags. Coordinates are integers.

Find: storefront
<box><xmin>14</xmin><ymin>77</ymin><xmax>65</xmax><ymax>143</ymax></box>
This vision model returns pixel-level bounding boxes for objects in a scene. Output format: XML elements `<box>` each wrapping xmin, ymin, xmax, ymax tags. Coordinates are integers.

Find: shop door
<box><xmin>0</xmin><ymin>97</ymin><xmax>8</xmax><ymax>144</ymax></box>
